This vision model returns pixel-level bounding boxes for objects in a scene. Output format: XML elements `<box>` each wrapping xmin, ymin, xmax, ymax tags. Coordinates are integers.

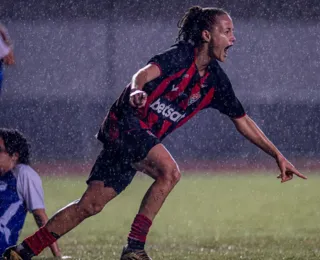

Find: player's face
<box><xmin>0</xmin><ymin>138</ymin><xmax>17</xmax><ymax>175</ymax></box>
<box><xmin>210</xmin><ymin>14</ymin><xmax>236</xmax><ymax>62</ymax></box>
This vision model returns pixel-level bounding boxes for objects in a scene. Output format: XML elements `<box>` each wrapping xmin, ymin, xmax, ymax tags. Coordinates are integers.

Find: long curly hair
<box><xmin>0</xmin><ymin>128</ymin><xmax>31</xmax><ymax>165</ymax></box>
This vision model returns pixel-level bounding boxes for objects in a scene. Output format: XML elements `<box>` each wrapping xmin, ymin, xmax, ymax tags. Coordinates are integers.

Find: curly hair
<box><xmin>177</xmin><ymin>6</ymin><xmax>229</xmax><ymax>47</ymax></box>
<box><xmin>0</xmin><ymin>128</ymin><xmax>31</xmax><ymax>164</ymax></box>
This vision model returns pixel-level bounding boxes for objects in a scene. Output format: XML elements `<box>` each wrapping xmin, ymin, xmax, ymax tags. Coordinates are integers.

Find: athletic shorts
<box><xmin>86</xmin><ymin>129</ymin><xmax>160</xmax><ymax>194</ymax></box>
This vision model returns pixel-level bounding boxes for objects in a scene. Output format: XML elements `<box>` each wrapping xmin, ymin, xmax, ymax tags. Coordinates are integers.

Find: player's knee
<box><xmin>85</xmin><ymin>203</ymin><xmax>104</xmax><ymax>217</ymax></box>
<box><xmin>78</xmin><ymin>200</ymin><xmax>105</xmax><ymax>217</ymax></box>
<box><xmin>160</xmin><ymin>163</ymin><xmax>181</xmax><ymax>186</ymax></box>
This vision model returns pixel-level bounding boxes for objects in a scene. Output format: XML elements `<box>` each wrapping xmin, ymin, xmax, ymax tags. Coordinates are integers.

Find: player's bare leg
<box><xmin>4</xmin><ymin>181</ymin><xmax>117</xmax><ymax>259</ymax></box>
<box><xmin>121</xmin><ymin>144</ymin><xmax>181</xmax><ymax>260</ymax></box>
<box><xmin>45</xmin><ymin>181</ymin><xmax>117</xmax><ymax>236</ymax></box>
<box><xmin>133</xmin><ymin>144</ymin><xmax>181</xmax><ymax>220</ymax></box>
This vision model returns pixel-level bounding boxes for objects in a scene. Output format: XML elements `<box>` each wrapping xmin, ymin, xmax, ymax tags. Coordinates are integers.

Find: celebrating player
<box><xmin>3</xmin><ymin>6</ymin><xmax>306</xmax><ymax>260</ymax></box>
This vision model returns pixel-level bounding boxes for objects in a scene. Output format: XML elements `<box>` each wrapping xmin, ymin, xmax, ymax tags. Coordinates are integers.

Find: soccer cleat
<box><xmin>120</xmin><ymin>245</ymin><xmax>152</xmax><ymax>260</ymax></box>
<box><xmin>1</xmin><ymin>246</ymin><xmax>24</xmax><ymax>260</ymax></box>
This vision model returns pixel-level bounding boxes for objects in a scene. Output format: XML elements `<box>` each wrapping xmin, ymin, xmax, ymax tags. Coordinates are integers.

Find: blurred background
<box><xmin>0</xmin><ymin>0</ymin><xmax>319</xmax><ymax>173</ymax></box>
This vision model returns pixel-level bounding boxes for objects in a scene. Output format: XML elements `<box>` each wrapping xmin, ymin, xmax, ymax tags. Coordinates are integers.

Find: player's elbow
<box><xmin>132</xmin><ymin>64</ymin><xmax>161</xmax><ymax>88</ymax></box>
<box><xmin>231</xmin><ymin>114</ymin><xmax>249</xmax><ymax>130</ymax></box>
<box><xmin>132</xmin><ymin>68</ymin><xmax>148</xmax><ymax>88</ymax></box>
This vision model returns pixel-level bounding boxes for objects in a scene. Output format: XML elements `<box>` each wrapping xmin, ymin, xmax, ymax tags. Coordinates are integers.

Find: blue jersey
<box><xmin>0</xmin><ymin>164</ymin><xmax>45</xmax><ymax>254</ymax></box>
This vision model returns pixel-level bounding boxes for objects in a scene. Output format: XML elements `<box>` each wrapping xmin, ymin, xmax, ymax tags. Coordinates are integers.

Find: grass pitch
<box><xmin>20</xmin><ymin>172</ymin><xmax>320</xmax><ymax>259</ymax></box>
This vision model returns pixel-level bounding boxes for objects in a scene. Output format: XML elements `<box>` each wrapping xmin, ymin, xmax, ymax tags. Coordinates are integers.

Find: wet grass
<box><xmin>20</xmin><ymin>172</ymin><xmax>320</xmax><ymax>259</ymax></box>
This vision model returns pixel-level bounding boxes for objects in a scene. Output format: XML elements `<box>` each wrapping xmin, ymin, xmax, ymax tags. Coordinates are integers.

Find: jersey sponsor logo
<box><xmin>188</xmin><ymin>92</ymin><xmax>201</xmax><ymax>106</ymax></box>
<box><xmin>0</xmin><ymin>181</ymin><xmax>7</xmax><ymax>191</ymax></box>
<box><xmin>150</xmin><ymin>99</ymin><xmax>186</xmax><ymax>122</ymax></box>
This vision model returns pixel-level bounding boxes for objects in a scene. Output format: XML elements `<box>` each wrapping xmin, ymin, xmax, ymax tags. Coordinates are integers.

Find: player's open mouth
<box><xmin>224</xmin><ymin>45</ymin><xmax>232</xmax><ymax>57</ymax></box>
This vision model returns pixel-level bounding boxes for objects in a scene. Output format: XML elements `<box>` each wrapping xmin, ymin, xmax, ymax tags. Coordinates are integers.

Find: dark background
<box><xmin>0</xmin><ymin>0</ymin><xmax>319</xmax><ymax>169</ymax></box>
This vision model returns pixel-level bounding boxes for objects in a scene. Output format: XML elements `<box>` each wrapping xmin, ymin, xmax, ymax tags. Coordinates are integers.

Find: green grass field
<box><xmin>20</xmin><ymin>172</ymin><xmax>320</xmax><ymax>260</ymax></box>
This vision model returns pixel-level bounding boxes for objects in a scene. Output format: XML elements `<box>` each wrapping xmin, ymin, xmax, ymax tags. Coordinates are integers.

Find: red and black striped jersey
<box><xmin>98</xmin><ymin>41</ymin><xmax>245</xmax><ymax>143</ymax></box>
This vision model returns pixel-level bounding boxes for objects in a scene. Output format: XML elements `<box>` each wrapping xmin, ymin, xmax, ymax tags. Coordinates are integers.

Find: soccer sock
<box><xmin>128</xmin><ymin>214</ymin><xmax>152</xmax><ymax>250</ymax></box>
<box><xmin>19</xmin><ymin>226</ymin><xmax>59</xmax><ymax>256</ymax></box>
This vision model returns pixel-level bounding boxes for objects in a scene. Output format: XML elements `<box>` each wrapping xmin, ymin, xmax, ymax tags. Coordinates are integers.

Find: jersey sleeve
<box><xmin>147</xmin><ymin>43</ymin><xmax>193</xmax><ymax>77</ymax></box>
<box><xmin>16</xmin><ymin>165</ymin><xmax>45</xmax><ymax>212</ymax></box>
<box><xmin>210</xmin><ymin>71</ymin><xmax>246</xmax><ymax>118</ymax></box>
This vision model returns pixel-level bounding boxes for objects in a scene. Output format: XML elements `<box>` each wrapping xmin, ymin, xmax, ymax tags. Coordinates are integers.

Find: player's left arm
<box><xmin>231</xmin><ymin>115</ymin><xmax>307</xmax><ymax>183</ymax></box>
<box><xmin>32</xmin><ymin>209</ymin><xmax>62</xmax><ymax>258</ymax></box>
<box><xmin>129</xmin><ymin>63</ymin><xmax>162</xmax><ymax>108</ymax></box>
<box><xmin>18</xmin><ymin>167</ymin><xmax>62</xmax><ymax>258</ymax></box>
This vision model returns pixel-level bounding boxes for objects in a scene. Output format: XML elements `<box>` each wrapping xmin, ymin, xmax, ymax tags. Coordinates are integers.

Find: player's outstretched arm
<box><xmin>32</xmin><ymin>209</ymin><xmax>62</xmax><ymax>258</ymax></box>
<box><xmin>231</xmin><ymin>114</ymin><xmax>307</xmax><ymax>183</ymax></box>
<box><xmin>129</xmin><ymin>63</ymin><xmax>161</xmax><ymax>108</ymax></box>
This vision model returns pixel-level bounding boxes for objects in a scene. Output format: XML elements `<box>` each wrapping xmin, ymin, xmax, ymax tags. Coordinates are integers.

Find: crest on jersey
<box><xmin>171</xmin><ymin>84</ymin><xmax>179</xmax><ymax>92</ymax></box>
<box><xmin>188</xmin><ymin>92</ymin><xmax>201</xmax><ymax>106</ymax></box>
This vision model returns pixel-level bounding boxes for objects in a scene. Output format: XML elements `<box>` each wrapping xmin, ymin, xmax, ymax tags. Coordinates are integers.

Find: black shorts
<box><xmin>87</xmin><ymin>129</ymin><xmax>160</xmax><ymax>194</ymax></box>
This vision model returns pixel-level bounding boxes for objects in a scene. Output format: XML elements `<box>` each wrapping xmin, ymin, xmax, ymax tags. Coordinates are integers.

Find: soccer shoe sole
<box><xmin>120</xmin><ymin>252</ymin><xmax>152</xmax><ymax>260</ymax></box>
<box><xmin>120</xmin><ymin>247</ymin><xmax>152</xmax><ymax>260</ymax></box>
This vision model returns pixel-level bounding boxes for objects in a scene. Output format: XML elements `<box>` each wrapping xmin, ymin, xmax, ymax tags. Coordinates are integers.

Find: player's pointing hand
<box><xmin>276</xmin><ymin>155</ymin><xmax>307</xmax><ymax>183</ymax></box>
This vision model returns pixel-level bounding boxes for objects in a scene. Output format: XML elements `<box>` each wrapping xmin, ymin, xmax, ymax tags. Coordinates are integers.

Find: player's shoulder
<box><xmin>148</xmin><ymin>41</ymin><xmax>194</xmax><ymax>71</ymax></box>
<box><xmin>170</xmin><ymin>40</ymin><xmax>194</xmax><ymax>51</ymax></box>
<box><xmin>12</xmin><ymin>164</ymin><xmax>41</xmax><ymax>182</ymax></box>
<box><xmin>157</xmin><ymin>40</ymin><xmax>194</xmax><ymax>58</ymax></box>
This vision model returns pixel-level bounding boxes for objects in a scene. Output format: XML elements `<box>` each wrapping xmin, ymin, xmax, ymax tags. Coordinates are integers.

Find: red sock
<box><xmin>23</xmin><ymin>226</ymin><xmax>57</xmax><ymax>256</ymax></box>
<box><xmin>128</xmin><ymin>214</ymin><xmax>152</xmax><ymax>249</ymax></box>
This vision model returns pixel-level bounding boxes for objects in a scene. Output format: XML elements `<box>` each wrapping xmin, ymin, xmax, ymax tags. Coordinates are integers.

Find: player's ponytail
<box><xmin>177</xmin><ymin>6</ymin><xmax>203</xmax><ymax>46</ymax></box>
<box><xmin>177</xmin><ymin>6</ymin><xmax>228</xmax><ymax>47</ymax></box>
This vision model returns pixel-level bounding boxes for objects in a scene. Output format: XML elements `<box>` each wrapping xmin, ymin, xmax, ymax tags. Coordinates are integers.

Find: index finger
<box><xmin>292</xmin><ymin>169</ymin><xmax>307</xmax><ymax>180</ymax></box>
